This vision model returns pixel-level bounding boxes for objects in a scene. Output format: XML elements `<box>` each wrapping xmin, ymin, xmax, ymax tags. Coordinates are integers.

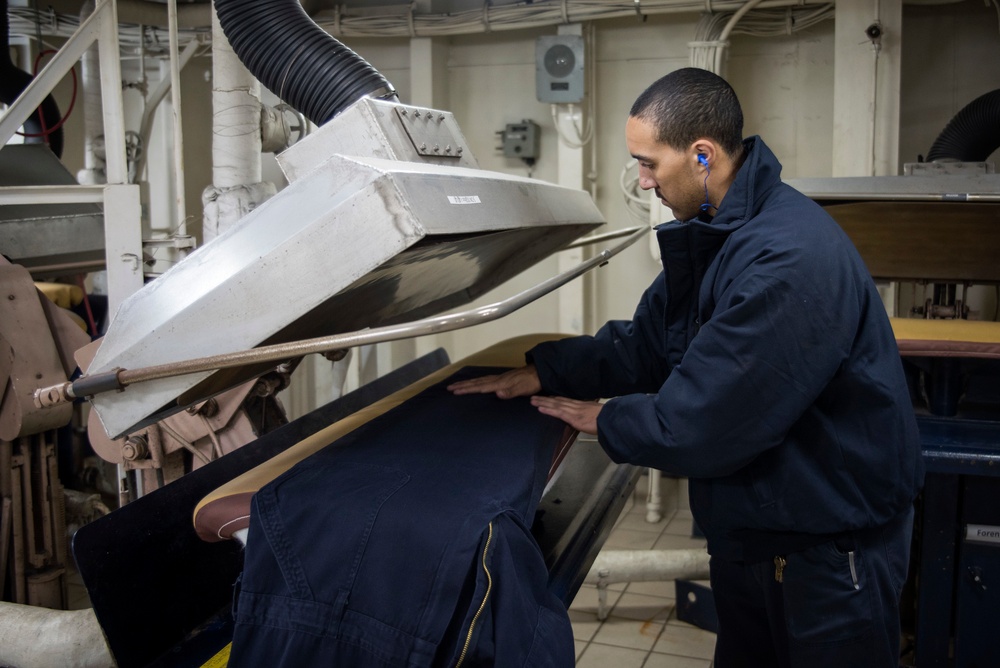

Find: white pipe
<box><xmin>585</xmin><ymin>548</ymin><xmax>711</xmax><ymax>620</ymax></box>
<box><xmin>714</xmin><ymin>0</ymin><xmax>767</xmax><ymax>74</ymax></box>
<box><xmin>166</xmin><ymin>0</ymin><xmax>187</xmax><ymax>235</ymax></box>
<box><xmin>585</xmin><ymin>548</ymin><xmax>711</xmax><ymax>586</ymax></box>
<box><xmin>201</xmin><ymin>8</ymin><xmax>274</xmax><ymax>243</ymax></box>
<box><xmin>210</xmin><ymin>9</ymin><xmax>262</xmax><ymax>190</ymax></box>
<box><xmin>0</xmin><ymin>602</ymin><xmax>115</xmax><ymax>668</ymax></box>
<box><xmin>134</xmin><ymin>37</ymin><xmax>199</xmax><ymax>183</ymax></box>
<box><xmin>646</xmin><ymin>468</ymin><xmax>663</xmax><ymax>523</ymax></box>
<box><xmin>77</xmin><ymin>1</ymin><xmax>106</xmax><ymax>186</ymax></box>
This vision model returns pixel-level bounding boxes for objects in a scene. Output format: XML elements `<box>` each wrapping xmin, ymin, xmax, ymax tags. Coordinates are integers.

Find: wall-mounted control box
<box><xmin>498</xmin><ymin>120</ymin><xmax>540</xmax><ymax>161</ymax></box>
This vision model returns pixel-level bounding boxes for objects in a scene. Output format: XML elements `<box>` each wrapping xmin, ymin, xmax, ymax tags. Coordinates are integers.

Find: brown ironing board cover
<box><xmin>891</xmin><ymin>317</ymin><xmax>1000</xmax><ymax>359</ymax></box>
<box><xmin>193</xmin><ymin>333</ymin><xmax>570</xmax><ymax>542</ymax></box>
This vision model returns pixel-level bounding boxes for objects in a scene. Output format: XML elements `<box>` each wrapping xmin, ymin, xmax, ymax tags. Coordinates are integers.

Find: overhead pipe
<box><xmin>927</xmin><ymin>89</ymin><xmax>1000</xmax><ymax>162</ymax></box>
<box><xmin>117</xmin><ymin>0</ymin><xmax>212</xmax><ymax>29</ymax></box>
<box><xmin>0</xmin><ymin>0</ymin><xmax>64</xmax><ymax>158</ymax></box>
<box><xmin>213</xmin><ymin>0</ymin><xmax>397</xmax><ymax>126</ymax></box>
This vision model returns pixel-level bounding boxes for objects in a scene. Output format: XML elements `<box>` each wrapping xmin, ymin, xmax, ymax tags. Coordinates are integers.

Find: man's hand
<box><xmin>447</xmin><ymin>365</ymin><xmax>542</xmax><ymax>399</ymax></box>
<box><xmin>530</xmin><ymin>396</ymin><xmax>602</xmax><ymax>435</ymax></box>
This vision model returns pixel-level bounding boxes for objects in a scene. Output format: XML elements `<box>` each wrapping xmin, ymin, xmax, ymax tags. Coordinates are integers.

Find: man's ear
<box><xmin>691</xmin><ymin>140</ymin><xmax>716</xmax><ymax>170</ymax></box>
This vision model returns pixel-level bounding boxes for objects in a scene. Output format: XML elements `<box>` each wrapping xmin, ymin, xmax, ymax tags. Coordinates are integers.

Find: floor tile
<box><xmin>570</xmin><ymin>584</ymin><xmax>623</xmax><ymax>641</ymax></box>
<box><xmin>591</xmin><ymin>614</ymin><xmax>665</xmax><ymax>651</ymax></box>
<box><xmin>652</xmin><ymin>532</ymin><xmax>708</xmax><ymax>551</ymax></box>
<box><xmin>652</xmin><ymin>620</ymin><xmax>717</xmax><ymax>660</ymax></box>
<box><xmin>643</xmin><ymin>652</ymin><xmax>713</xmax><ymax>667</ymax></box>
<box><xmin>610</xmin><ymin>591</ymin><xmax>674</xmax><ymax>623</ymax></box>
<box><xmin>605</xmin><ymin>527</ymin><xmax>662</xmax><ymax>550</ymax></box>
<box><xmin>661</xmin><ymin>514</ymin><xmax>694</xmax><ymax>537</ymax></box>
<box><xmin>576</xmin><ymin>642</ymin><xmax>649</xmax><ymax>668</ymax></box>
<box><xmin>571</xmin><ymin>584</ymin><xmax>622</xmax><ymax>611</ymax></box>
<box><xmin>625</xmin><ymin>579</ymin><xmax>679</xmax><ymax>600</ymax></box>
<box><xmin>615</xmin><ymin>509</ymin><xmax>670</xmax><ymax>534</ymax></box>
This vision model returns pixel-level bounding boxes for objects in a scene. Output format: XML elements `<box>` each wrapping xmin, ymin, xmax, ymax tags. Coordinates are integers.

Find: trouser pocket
<box><xmin>782</xmin><ymin>540</ymin><xmax>873</xmax><ymax>645</ymax></box>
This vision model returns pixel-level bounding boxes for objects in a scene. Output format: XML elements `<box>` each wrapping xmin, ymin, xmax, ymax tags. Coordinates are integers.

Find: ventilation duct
<box><xmin>213</xmin><ymin>0</ymin><xmax>397</xmax><ymax>125</ymax></box>
<box><xmin>927</xmin><ymin>89</ymin><xmax>1000</xmax><ymax>163</ymax></box>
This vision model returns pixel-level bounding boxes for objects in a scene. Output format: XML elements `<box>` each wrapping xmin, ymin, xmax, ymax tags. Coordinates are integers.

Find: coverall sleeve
<box><xmin>527</xmin><ymin>276</ymin><xmax>670</xmax><ymax>400</ymax></box>
<box><xmin>596</xmin><ymin>255</ymin><xmax>859</xmax><ymax>479</ymax></box>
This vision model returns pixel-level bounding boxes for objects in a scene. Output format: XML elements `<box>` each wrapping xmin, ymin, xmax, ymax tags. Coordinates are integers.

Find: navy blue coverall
<box><xmin>228</xmin><ymin>368</ymin><xmax>575</xmax><ymax>667</ymax></box>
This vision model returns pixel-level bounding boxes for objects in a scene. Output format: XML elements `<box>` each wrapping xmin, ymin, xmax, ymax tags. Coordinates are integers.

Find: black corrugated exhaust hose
<box><xmin>926</xmin><ymin>88</ymin><xmax>1000</xmax><ymax>162</ymax></box>
<box><xmin>1</xmin><ymin>0</ymin><xmax>64</xmax><ymax>157</ymax></box>
<box><xmin>214</xmin><ymin>0</ymin><xmax>397</xmax><ymax>127</ymax></box>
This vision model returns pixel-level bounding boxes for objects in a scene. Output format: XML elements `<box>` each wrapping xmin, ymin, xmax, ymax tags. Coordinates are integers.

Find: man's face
<box><xmin>626</xmin><ymin>116</ymin><xmax>704</xmax><ymax>222</ymax></box>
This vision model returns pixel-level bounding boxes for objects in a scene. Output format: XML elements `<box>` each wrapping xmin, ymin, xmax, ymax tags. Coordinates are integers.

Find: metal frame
<box><xmin>0</xmin><ymin>0</ymin><xmax>144</xmax><ymax>317</ymax></box>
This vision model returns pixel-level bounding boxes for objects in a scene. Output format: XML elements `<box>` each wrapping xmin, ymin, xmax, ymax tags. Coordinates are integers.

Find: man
<box><xmin>449</xmin><ymin>67</ymin><xmax>924</xmax><ymax>668</ymax></box>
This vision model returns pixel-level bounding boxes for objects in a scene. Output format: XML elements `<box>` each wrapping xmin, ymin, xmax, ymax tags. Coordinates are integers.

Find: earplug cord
<box><xmin>700</xmin><ymin>168</ymin><xmax>716</xmax><ymax>213</ymax></box>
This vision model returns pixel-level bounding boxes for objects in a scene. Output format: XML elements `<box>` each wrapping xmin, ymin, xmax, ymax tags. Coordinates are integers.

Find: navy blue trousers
<box><xmin>710</xmin><ymin>508</ymin><xmax>914</xmax><ymax>668</ymax></box>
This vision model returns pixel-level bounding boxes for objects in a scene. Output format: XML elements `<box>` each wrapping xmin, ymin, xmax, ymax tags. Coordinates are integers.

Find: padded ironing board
<box><xmin>891</xmin><ymin>317</ymin><xmax>1000</xmax><ymax>359</ymax></box>
<box><xmin>891</xmin><ymin>317</ymin><xmax>1000</xmax><ymax>418</ymax></box>
<box><xmin>194</xmin><ymin>333</ymin><xmax>574</xmax><ymax>543</ymax></box>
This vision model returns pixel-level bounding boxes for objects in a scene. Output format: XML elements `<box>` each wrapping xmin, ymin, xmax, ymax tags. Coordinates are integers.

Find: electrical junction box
<box><xmin>536</xmin><ymin>35</ymin><xmax>584</xmax><ymax>104</ymax></box>
<box><xmin>499</xmin><ymin>120</ymin><xmax>540</xmax><ymax>161</ymax></box>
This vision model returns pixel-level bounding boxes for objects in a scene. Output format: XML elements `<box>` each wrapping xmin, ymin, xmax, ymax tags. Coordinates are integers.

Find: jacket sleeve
<box><xmin>596</xmin><ymin>251</ymin><xmax>860</xmax><ymax>479</ymax></box>
<box><xmin>527</xmin><ymin>274</ymin><xmax>670</xmax><ymax>400</ymax></box>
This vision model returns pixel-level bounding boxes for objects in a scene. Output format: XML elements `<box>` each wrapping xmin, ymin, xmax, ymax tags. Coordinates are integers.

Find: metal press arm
<box><xmin>34</xmin><ymin>226</ymin><xmax>648</xmax><ymax>408</ymax></box>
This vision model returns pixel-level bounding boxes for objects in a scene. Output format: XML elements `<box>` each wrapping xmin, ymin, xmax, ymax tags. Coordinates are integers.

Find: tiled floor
<box><xmin>570</xmin><ymin>474</ymin><xmax>717</xmax><ymax>667</ymax></box>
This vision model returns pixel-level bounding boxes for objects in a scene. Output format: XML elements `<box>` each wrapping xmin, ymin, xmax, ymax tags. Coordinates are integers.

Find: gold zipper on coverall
<box><xmin>455</xmin><ymin>522</ymin><xmax>494</xmax><ymax>668</ymax></box>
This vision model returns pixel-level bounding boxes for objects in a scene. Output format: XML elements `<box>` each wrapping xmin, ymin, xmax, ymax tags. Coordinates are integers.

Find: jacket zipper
<box><xmin>455</xmin><ymin>521</ymin><xmax>494</xmax><ymax>668</ymax></box>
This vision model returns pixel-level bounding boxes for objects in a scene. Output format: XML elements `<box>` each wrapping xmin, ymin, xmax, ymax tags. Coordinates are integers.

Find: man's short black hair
<box><xmin>630</xmin><ymin>67</ymin><xmax>744</xmax><ymax>157</ymax></box>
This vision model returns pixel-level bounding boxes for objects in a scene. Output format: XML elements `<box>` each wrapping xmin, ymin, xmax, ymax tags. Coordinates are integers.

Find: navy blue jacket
<box><xmin>229</xmin><ymin>368</ymin><xmax>575</xmax><ymax>666</ymax></box>
<box><xmin>529</xmin><ymin>137</ymin><xmax>924</xmax><ymax>561</ymax></box>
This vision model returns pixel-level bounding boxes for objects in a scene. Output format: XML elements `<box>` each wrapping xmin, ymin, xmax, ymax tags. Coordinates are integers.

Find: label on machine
<box><xmin>447</xmin><ymin>195</ymin><xmax>482</xmax><ymax>204</ymax></box>
<box><xmin>966</xmin><ymin>524</ymin><xmax>1000</xmax><ymax>546</ymax></box>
